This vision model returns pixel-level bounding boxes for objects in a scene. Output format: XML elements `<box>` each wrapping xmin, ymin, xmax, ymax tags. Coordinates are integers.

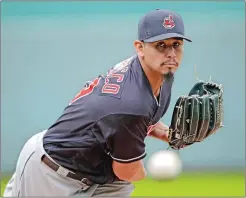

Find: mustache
<box><xmin>160</xmin><ymin>60</ymin><xmax>178</xmax><ymax>67</ymax></box>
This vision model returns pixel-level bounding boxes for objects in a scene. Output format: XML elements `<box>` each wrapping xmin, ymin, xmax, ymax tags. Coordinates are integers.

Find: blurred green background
<box><xmin>1</xmin><ymin>1</ymin><xmax>245</xmax><ymax>196</ymax></box>
<box><xmin>1</xmin><ymin>171</ymin><xmax>244</xmax><ymax>196</ymax></box>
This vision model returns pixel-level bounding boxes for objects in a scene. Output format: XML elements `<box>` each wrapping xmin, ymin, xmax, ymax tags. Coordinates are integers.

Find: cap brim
<box><xmin>143</xmin><ymin>33</ymin><xmax>192</xmax><ymax>42</ymax></box>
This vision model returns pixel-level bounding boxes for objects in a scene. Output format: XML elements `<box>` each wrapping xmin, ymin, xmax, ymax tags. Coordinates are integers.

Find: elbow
<box><xmin>114</xmin><ymin>169</ymin><xmax>145</xmax><ymax>182</ymax></box>
<box><xmin>114</xmin><ymin>171</ymin><xmax>133</xmax><ymax>181</ymax></box>
<box><xmin>112</xmin><ymin>160</ymin><xmax>146</xmax><ymax>182</ymax></box>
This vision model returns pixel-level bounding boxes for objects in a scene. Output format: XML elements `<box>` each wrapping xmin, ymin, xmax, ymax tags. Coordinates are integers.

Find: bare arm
<box><xmin>148</xmin><ymin>121</ymin><xmax>169</xmax><ymax>143</ymax></box>
<box><xmin>149</xmin><ymin>121</ymin><xmax>189</xmax><ymax>149</ymax></box>
<box><xmin>112</xmin><ymin>160</ymin><xmax>147</xmax><ymax>182</ymax></box>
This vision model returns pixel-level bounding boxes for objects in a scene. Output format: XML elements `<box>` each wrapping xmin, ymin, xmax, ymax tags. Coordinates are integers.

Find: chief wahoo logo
<box><xmin>163</xmin><ymin>14</ymin><xmax>175</xmax><ymax>29</ymax></box>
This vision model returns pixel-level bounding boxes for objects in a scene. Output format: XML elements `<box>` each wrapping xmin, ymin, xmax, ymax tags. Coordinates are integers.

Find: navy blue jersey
<box><xmin>43</xmin><ymin>55</ymin><xmax>174</xmax><ymax>184</ymax></box>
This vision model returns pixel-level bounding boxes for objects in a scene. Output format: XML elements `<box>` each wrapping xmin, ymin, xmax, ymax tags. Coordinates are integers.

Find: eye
<box><xmin>157</xmin><ymin>42</ymin><xmax>166</xmax><ymax>47</ymax></box>
<box><xmin>156</xmin><ymin>42</ymin><xmax>166</xmax><ymax>51</ymax></box>
<box><xmin>173</xmin><ymin>42</ymin><xmax>181</xmax><ymax>49</ymax></box>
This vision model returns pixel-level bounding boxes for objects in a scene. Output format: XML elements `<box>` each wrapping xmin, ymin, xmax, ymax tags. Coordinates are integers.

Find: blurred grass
<box><xmin>1</xmin><ymin>171</ymin><xmax>244</xmax><ymax>196</ymax></box>
<box><xmin>1</xmin><ymin>175</ymin><xmax>10</xmax><ymax>197</ymax></box>
<box><xmin>132</xmin><ymin>171</ymin><xmax>245</xmax><ymax>196</ymax></box>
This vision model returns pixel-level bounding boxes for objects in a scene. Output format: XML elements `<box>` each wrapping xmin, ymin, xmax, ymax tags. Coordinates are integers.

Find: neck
<box><xmin>139</xmin><ymin>58</ymin><xmax>164</xmax><ymax>97</ymax></box>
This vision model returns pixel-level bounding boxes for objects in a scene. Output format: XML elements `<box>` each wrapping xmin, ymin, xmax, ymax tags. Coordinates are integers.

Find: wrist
<box><xmin>148</xmin><ymin>122</ymin><xmax>169</xmax><ymax>143</ymax></box>
<box><xmin>161</xmin><ymin>132</ymin><xmax>169</xmax><ymax>142</ymax></box>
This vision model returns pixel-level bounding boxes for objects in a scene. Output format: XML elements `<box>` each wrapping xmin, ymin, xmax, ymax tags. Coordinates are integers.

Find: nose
<box><xmin>166</xmin><ymin>47</ymin><xmax>176</xmax><ymax>59</ymax></box>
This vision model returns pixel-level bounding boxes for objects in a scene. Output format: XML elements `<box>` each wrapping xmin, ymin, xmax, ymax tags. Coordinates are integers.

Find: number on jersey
<box><xmin>69</xmin><ymin>61</ymin><xmax>130</xmax><ymax>104</ymax></box>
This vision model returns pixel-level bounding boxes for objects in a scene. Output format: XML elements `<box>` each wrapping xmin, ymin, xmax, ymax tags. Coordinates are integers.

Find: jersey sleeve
<box><xmin>94</xmin><ymin>114</ymin><xmax>148</xmax><ymax>163</ymax></box>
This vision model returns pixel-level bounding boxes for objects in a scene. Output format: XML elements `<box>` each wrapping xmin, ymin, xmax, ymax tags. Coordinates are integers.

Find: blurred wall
<box><xmin>1</xmin><ymin>1</ymin><xmax>245</xmax><ymax>172</ymax></box>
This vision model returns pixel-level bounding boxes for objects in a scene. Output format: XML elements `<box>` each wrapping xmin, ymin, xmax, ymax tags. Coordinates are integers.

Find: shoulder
<box><xmin>67</xmin><ymin>55</ymin><xmax>154</xmax><ymax>120</ymax></box>
<box><xmin>93</xmin><ymin>56</ymin><xmax>153</xmax><ymax>116</ymax></box>
<box><xmin>106</xmin><ymin>56</ymin><xmax>135</xmax><ymax>75</ymax></box>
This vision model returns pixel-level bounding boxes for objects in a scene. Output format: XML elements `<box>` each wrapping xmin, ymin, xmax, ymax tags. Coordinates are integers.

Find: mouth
<box><xmin>166</xmin><ymin>64</ymin><xmax>178</xmax><ymax>67</ymax></box>
<box><xmin>161</xmin><ymin>61</ymin><xmax>178</xmax><ymax>67</ymax></box>
<box><xmin>161</xmin><ymin>64</ymin><xmax>178</xmax><ymax>68</ymax></box>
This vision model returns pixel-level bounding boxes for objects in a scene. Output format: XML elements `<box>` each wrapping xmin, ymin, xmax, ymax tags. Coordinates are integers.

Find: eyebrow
<box><xmin>154</xmin><ymin>40</ymin><xmax>182</xmax><ymax>45</ymax></box>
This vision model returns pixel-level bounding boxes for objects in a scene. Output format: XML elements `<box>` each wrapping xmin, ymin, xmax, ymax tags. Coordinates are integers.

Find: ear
<box><xmin>133</xmin><ymin>40</ymin><xmax>145</xmax><ymax>57</ymax></box>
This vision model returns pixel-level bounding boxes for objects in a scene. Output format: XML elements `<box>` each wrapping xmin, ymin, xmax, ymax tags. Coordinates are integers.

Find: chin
<box><xmin>162</xmin><ymin>69</ymin><xmax>176</xmax><ymax>75</ymax></box>
<box><xmin>163</xmin><ymin>71</ymin><xmax>175</xmax><ymax>80</ymax></box>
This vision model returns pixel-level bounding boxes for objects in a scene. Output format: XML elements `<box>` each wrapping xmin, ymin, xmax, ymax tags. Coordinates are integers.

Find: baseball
<box><xmin>146</xmin><ymin>150</ymin><xmax>182</xmax><ymax>180</ymax></box>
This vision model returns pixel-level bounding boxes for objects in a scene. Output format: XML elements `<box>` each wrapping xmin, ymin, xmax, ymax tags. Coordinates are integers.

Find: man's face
<box><xmin>135</xmin><ymin>38</ymin><xmax>184</xmax><ymax>77</ymax></box>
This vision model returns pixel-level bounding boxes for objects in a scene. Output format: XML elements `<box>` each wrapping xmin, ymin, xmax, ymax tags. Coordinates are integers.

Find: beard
<box><xmin>160</xmin><ymin>61</ymin><xmax>177</xmax><ymax>81</ymax></box>
<box><xmin>163</xmin><ymin>69</ymin><xmax>174</xmax><ymax>81</ymax></box>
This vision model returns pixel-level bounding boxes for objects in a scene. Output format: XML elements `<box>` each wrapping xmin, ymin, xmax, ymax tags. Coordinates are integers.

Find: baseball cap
<box><xmin>138</xmin><ymin>9</ymin><xmax>192</xmax><ymax>42</ymax></box>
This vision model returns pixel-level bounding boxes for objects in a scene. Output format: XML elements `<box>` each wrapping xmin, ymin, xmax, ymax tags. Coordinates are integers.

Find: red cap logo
<box><xmin>163</xmin><ymin>14</ymin><xmax>175</xmax><ymax>29</ymax></box>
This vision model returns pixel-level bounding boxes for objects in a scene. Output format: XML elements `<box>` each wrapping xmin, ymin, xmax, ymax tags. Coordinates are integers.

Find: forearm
<box><xmin>148</xmin><ymin>121</ymin><xmax>169</xmax><ymax>142</ymax></box>
<box><xmin>113</xmin><ymin>160</ymin><xmax>147</xmax><ymax>182</ymax></box>
<box><xmin>129</xmin><ymin>160</ymin><xmax>147</xmax><ymax>181</ymax></box>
